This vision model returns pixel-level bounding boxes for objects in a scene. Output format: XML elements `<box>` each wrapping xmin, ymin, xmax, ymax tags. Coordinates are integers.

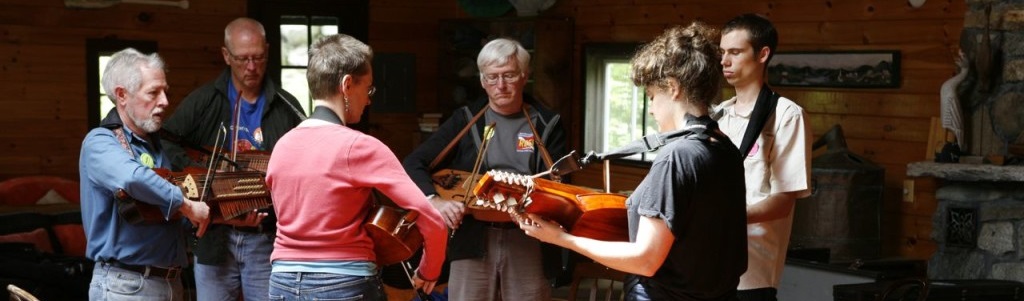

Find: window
<box><xmin>86</xmin><ymin>39</ymin><xmax>157</xmax><ymax>128</ymax></box>
<box><xmin>249</xmin><ymin>0</ymin><xmax>368</xmax><ymax>117</ymax></box>
<box><xmin>583</xmin><ymin>44</ymin><xmax>658</xmax><ymax>162</ymax></box>
<box><xmin>279</xmin><ymin>16</ymin><xmax>339</xmax><ymax>115</ymax></box>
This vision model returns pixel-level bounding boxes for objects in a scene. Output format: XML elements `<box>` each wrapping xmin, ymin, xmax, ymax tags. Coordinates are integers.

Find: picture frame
<box><xmin>766</xmin><ymin>51</ymin><xmax>901</xmax><ymax>88</ymax></box>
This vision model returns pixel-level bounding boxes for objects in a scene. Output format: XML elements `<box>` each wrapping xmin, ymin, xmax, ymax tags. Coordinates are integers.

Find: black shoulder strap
<box><xmin>739</xmin><ymin>84</ymin><xmax>780</xmax><ymax>156</ymax></box>
<box><xmin>583</xmin><ymin>115</ymin><xmax>717</xmax><ymax>163</ymax></box>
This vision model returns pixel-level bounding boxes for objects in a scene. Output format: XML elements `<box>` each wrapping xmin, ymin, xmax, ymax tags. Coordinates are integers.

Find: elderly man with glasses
<box><xmin>162</xmin><ymin>17</ymin><xmax>306</xmax><ymax>301</ymax></box>
<box><xmin>403</xmin><ymin>38</ymin><xmax>569</xmax><ymax>301</ymax></box>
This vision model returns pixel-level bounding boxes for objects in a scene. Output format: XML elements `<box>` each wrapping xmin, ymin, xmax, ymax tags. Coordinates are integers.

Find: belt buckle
<box><xmin>142</xmin><ymin>266</ymin><xmax>180</xmax><ymax>280</ymax></box>
<box><xmin>165</xmin><ymin>267</ymin><xmax>181</xmax><ymax>280</ymax></box>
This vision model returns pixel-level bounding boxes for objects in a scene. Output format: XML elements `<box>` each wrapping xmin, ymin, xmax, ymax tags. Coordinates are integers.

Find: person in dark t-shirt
<box><xmin>520</xmin><ymin>21</ymin><xmax>748</xmax><ymax>301</ymax></box>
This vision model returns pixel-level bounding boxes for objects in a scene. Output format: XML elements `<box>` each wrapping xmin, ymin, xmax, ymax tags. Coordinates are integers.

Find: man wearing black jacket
<box><xmin>162</xmin><ymin>18</ymin><xmax>304</xmax><ymax>301</ymax></box>
<box><xmin>403</xmin><ymin>38</ymin><xmax>567</xmax><ymax>301</ymax></box>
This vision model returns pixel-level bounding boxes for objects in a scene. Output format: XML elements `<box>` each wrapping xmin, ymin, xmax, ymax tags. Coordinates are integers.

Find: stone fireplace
<box><xmin>908</xmin><ymin>162</ymin><xmax>1024</xmax><ymax>281</ymax></box>
<box><xmin>909</xmin><ymin>0</ymin><xmax>1024</xmax><ymax>282</ymax></box>
<box><xmin>959</xmin><ymin>1</ymin><xmax>1024</xmax><ymax>156</ymax></box>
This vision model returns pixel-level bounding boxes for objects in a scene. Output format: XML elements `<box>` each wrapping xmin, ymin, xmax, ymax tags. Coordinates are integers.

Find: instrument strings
<box><xmin>463</xmin><ymin>123</ymin><xmax>496</xmax><ymax>211</ymax></box>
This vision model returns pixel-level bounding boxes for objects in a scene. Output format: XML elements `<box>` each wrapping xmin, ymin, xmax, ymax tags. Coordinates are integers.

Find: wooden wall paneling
<box><xmin>575</xmin><ymin>24</ymin><xmax>666</xmax><ymax>43</ymax></box>
<box><xmin>899</xmin><ymin>44</ymin><xmax>961</xmax><ymax>70</ymax></box>
<box><xmin>789</xmin><ymin>91</ymin><xmax>940</xmax><ymax>118</ymax></box>
<box><xmin>369</xmin><ymin>23</ymin><xmax>440</xmax><ymax>43</ymax></box>
<box><xmin>370</xmin><ymin>5</ymin><xmax>460</xmax><ymax>24</ymax></box>
<box><xmin>57</xmin><ymin>11</ymin><xmax>226</xmax><ymax>32</ymax></box>
<box><xmin>572</xmin><ymin>3</ymin><xmax>693</xmax><ymax>26</ymax></box>
<box><xmin>767</xmin><ymin>0</ymin><xmax>966</xmax><ymax>22</ymax></box>
<box><xmin>898</xmin><ymin>213</ymin><xmax>938</xmax><ymax>260</ymax></box>
<box><xmin>775</xmin><ymin>20</ymin><xmax>958</xmax><ymax>46</ymax></box>
<box><xmin>808</xmin><ymin>114</ymin><xmax>932</xmax><ymax>143</ymax></box>
<box><xmin>0</xmin><ymin>156</ymin><xmax>45</xmax><ymax>177</ymax></box>
<box><xmin>2</xmin><ymin>100</ymin><xmax>87</xmax><ymax>121</ymax></box>
<box><xmin>902</xmin><ymin>177</ymin><xmax>938</xmax><ymax>215</ymax></box>
<box><xmin>0</xmin><ymin>120</ymin><xmax>87</xmax><ymax>137</ymax></box>
<box><xmin>366</xmin><ymin>113</ymin><xmax>421</xmax><ymax>158</ymax></box>
<box><xmin>0</xmin><ymin>0</ymin><xmax>246</xmax><ymax>181</ymax></box>
<box><xmin>3</xmin><ymin>136</ymin><xmax>85</xmax><ymax>151</ymax></box>
<box><xmin>0</xmin><ymin>82</ymin><xmax>85</xmax><ymax>103</ymax></box>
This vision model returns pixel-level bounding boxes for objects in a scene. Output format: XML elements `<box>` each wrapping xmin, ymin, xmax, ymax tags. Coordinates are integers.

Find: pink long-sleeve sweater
<box><xmin>266</xmin><ymin>122</ymin><xmax>447</xmax><ymax>279</ymax></box>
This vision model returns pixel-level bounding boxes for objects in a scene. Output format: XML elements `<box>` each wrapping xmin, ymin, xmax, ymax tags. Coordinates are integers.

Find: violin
<box><xmin>364</xmin><ymin>203</ymin><xmax>424</xmax><ymax>266</ymax></box>
<box><xmin>471</xmin><ymin>170</ymin><xmax>629</xmax><ymax>242</ymax></box>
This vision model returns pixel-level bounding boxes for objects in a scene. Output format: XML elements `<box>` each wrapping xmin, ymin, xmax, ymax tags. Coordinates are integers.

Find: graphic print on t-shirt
<box><xmin>516</xmin><ymin>132</ymin><xmax>535</xmax><ymax>153</ymax></box>
<box><xmin>228</xmin><ymin>83</ymin><xmax>266</xmax><ymax>152</ymax></box>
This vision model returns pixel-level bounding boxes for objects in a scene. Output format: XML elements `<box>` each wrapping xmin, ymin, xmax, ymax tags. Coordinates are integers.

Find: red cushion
<box><xmin>0</xmin><ymin>227</ymin><xmax>54</xmax><ymax>253</ymax></box>
<box><xmin>52</xmin><ymin>224</ymin><xmax>87</xmax><ymax>257</ymax></box>
<box><xmin>0</xmin><ymin>176</ymin><xmax>80</xmax><ymax>205</ymax></box>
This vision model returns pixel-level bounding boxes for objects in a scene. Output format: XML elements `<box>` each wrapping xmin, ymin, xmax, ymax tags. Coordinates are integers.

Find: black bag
<box><xmin>0</xmin><ymin>242</ymin><xmax>93</xmax><ymax>301</ymax></box>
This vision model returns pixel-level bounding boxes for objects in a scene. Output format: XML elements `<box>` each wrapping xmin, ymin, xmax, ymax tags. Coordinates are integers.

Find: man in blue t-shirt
<box><xmin>162</xmin><ymin>17</ymin><xmax>305</xmax><ymax>301</ymax></box>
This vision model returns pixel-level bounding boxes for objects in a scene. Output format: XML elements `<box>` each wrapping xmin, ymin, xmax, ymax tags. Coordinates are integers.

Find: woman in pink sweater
<box><xmin>265</xmin><ymin>34</ymin><xmax>446</xmax><ymax>301</ymax></box>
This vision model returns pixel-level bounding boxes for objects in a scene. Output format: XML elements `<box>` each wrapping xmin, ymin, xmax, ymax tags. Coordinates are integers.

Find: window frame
<box><xmin>582</xmin><ymin>43</ymin><xmax>658</xmax><ymax>164</ymax></box>
<box><xmin>249</xmin><ymin>0</ymin><xmax>368</xmax><ymax>128</ymax></box>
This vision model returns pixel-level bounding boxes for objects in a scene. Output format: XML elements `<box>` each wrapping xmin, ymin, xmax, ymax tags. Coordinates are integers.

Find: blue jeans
<box><xmin>194</xmin><ymin>229</ymin><xmax>274</xmax><ymax>301</ymax></box>
<box><xmin>89</xmin><ymin>262</ymin><xmax>184</xmax><ymax>301</ymax></box>
<box><xmin>268</xmin><ymin>272</ymin><xmax>386</xmax><ymax>301</ymax></box>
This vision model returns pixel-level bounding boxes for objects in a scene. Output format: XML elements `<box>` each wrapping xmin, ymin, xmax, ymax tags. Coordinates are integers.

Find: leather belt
<box><xmin>232</xmin><ymin>225</ymin><xmax>266</xmax><ymax>234</ymax></box>
<box><xmin>103</xmin><ymin>260</ymin><xmax>181</xmax><ymax>280</ymax></box>
<box><xmin>485</xmin><ymin>222</ymin><xmax>519</xmax><ymax>229</ymax></box>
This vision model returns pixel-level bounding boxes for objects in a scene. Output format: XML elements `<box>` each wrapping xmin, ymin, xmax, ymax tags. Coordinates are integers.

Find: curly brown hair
<box><xmin>630</xmin><ymin>21</ymin><xmax>722</xmax><ymax>109</ymax></box>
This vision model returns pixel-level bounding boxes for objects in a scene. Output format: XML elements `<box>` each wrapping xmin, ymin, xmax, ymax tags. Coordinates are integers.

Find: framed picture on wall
<box><xmin>766</xmin><ymin>51</ymin><xmax>901</xmax><ymax>88</ymax></box>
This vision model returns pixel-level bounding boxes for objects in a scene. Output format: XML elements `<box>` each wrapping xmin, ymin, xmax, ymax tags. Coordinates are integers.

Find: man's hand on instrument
<box><xmin>215</xmin><ymin>209</ymin><xmax>268</xmax><ymax>227</ymax></box>
<box><xmin>180</xmin><ymin>198</ymin><xmax>210</xmax><ymax>237</ymax></box>
<box><xmin>519</xmin><ymin>213</ymin><xmax>567</xmax><ymax>244</ymax></box>
<box><xmin>428</xmin><ymin>194</ymin><xmax>465</xmax><ymax>229</ymax></box>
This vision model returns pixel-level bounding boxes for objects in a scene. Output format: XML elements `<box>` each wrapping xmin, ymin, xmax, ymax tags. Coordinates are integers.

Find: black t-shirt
<box><xmin>626</xmin><ymin>118</ymin><xmax>748</xmax><ymax>301</ymax></box>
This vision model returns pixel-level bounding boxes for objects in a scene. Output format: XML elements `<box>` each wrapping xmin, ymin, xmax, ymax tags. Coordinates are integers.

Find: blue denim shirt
<box><xmin>79</xmin><ymin>110</ymin><xmax>188</xmax><ymax>267</ymax></box>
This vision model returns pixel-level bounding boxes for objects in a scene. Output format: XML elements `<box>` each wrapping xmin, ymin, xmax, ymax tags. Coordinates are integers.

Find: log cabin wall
<box><xmin>0</xmin><ymin>0</ymin><xmax>465</xmax><ymax>180</ymax></box>
<box><xmin>0</xmin><ymin>0</ymin><xmax>965</xmax><ymax>259</ymax></box>
<box><xmin>0</xmin><ymin>0</ymin><xmax>246</xmax><ymax>181</ymax></box>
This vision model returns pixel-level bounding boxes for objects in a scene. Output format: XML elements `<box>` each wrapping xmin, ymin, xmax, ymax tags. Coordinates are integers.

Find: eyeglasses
<box><xmin>226</xmin><ymin>49</ymin><xmax>267</xmax><ymax>65</ymax></box>
<box><xmin>482</xmin><ymin>72</ymin><xmax>523</xmax><ymax>85</ymax></box>
<box><xmin>368</xmin><ymin>86</ymin><xmax>377</xmax><ymax>97</ymax></box>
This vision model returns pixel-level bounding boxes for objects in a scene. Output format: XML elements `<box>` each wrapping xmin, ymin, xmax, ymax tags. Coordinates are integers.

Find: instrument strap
<box><xmin>112</xmin><ymin>127</ymin><xmax>136</xmax><ymax>158</ymax></box>
<box><xmin>737</xmin><ymin>84</ymin><xmax>780</xmax><ymax>156</ymax></box>
<box><xmin>585</xmin><ymin>115</ymin><xmax>725</xmax><ymax>163</ymax></box>
<box><xmin>522</xmin><ymin>105</ymin><xmax>555</xmax><ymax>173</ymax></box>
<box><xmin>111</xmin><ymin>127</ymin><xmax>141</xmax><ymax>216</ymax></box>
<box><xmin>428</xmin><ymin>105</ymin><xmax>488</xmax><ymax>171</ymax></box>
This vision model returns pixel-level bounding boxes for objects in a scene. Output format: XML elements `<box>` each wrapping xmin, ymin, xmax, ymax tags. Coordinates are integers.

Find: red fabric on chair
<box><xmin>52</xmin><ymin>224</ymin><xmax>87</xmax><ymax>257</ymax></box>
<box><xmin>0</xmin><ymin>228</ymin><xmax>54</xmax><ymax>253</ymax></box>
<box><xmin>0</xmin><ymin>176</ymin><xmax>80</xmax><ymax>205</ymax></box>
